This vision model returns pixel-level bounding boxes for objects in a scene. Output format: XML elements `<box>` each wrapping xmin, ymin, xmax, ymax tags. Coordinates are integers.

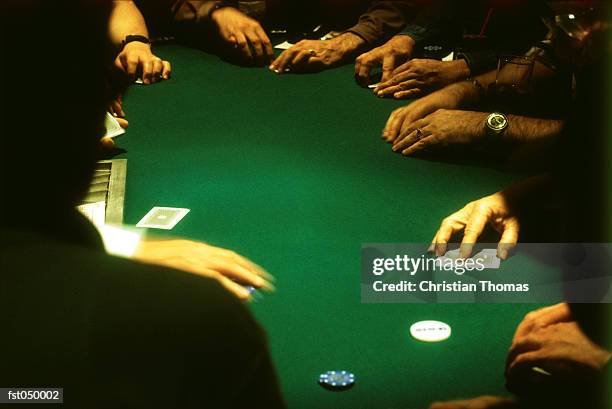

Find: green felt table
<box><xmin>119</xmin><ymin>44</ymin><xmax>547</xmax><ymax>409</ymax></box>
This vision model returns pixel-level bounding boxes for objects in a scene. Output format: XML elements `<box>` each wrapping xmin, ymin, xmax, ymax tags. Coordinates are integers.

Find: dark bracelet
<box><xmin>120</xmin><ymin>34</ymin><xmax>150</xmax><ymax>51</ymax></box>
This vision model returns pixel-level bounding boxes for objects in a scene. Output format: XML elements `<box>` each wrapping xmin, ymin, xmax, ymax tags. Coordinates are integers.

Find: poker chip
<box><xmin>318</xmin><ymin>370</ymin><xmax>355</xmax><ymax>391</ymax></box>
<box><xmin>410</xmin><ymin>320</ymin><xmax>451</xmax><ymax>342</ymax></box>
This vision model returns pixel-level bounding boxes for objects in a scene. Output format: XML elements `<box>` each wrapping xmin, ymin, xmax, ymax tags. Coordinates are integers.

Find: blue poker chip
<box><xmin>318</xmin><ymin>370</ymin><xmax>355</xmax><ymax>391</ymax></box>
<box><xmin>244</xmin><ymin>285</ymin><xmax>264</xmax><ymax>302</ymax></box>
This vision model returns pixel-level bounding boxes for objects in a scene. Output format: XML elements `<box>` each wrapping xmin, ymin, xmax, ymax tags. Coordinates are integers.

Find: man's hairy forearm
<box><xmin>503</xmin><ymin>116</ymin><xmax>564</xmax><ymax>142</ymax></box>
<box><xmin>109</xmin><ymin>0</ymin><xmax>149</xmax><ymax>47</ymax></box>
<box><xmin>452</xmin><ymin>58</ymin><xmax>559</xmax><ymax>107</ymax></box>
<box><xmin>473</xmin><ymin>58</ymin><xmax>556</xmax><ymax>92</ymax></box>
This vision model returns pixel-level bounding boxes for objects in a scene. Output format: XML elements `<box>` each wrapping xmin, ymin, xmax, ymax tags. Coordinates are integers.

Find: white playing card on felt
<box><xmin>104</xmin><ymin>112</ymin><xmax>126</xmax><ymax>139</ymax></box>
<box><xmin>274</xmin><ymin>41</ymin><xmax>293</xmax><ymax>50</ymax></box>
<box><xmin>136</xmin><ymin>207</ymin><xmax>190</xmax><ymax>230</ymax></box>
<box><xmin>442</xmin><ymin>248</ymin><xmax>461</xmax><ymax>259</ymax></box>
<box><xmin>437</xmin><ymin>248</ymin><xmax>500</xmax><ymax>269</ymax></box>
<box><xmin>473</xmin><ymin>248</ymin><xmax>501</xmax><ymax>269</ymax></box>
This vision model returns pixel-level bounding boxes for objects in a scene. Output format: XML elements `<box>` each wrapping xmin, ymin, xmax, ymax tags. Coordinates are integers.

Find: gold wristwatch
<box><xmin>486</xmin><ymin>112</ymin><xmax>508</xmax><ymax>137</ymax></box>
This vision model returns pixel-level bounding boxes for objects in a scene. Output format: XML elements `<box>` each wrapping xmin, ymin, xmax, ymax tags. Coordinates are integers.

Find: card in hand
<box><xmin>437</xmin><ymin>248</ymin><xmax>500</xmax><ymax>269</ymax></box>
<box><xmin>104</xmin><ymin>112</ymin><xmax>126</xmax><ymax>139</ymax></box>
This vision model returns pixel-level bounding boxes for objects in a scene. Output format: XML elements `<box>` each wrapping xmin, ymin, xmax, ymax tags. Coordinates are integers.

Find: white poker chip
<box><xmin>410</xmin><ymin>320</ymin><xmax>452</xmax><ymax>342</ymax></box>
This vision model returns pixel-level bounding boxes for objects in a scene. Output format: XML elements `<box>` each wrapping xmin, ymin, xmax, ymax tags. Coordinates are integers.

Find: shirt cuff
<box><xmin>455</xmin><ymin>50</ymin><xmax>498</xmax><ymax>76</ymax></box>
<box><xmin>344</xmin><ymin>26</ymin><xmax>379</xmax><ymax>45</ymax></box>
<box><xmin>400</xmin><ymin>24</ymin><xmax>429</xmax><ymax>44</ymax></box>
<box><xmin>99</xmin><ymin>224</ymin><xmax>143</xmax><ymax>258</ymax></box>
<box><xmin>173</xmin><ymin>1</ymin><xmax>238</xmax><ymax>25</ymax></box>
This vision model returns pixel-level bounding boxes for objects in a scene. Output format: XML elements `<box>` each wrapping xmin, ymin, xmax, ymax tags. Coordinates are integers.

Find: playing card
<box><xmin>437</xmin><ymin>248</ymin><xmax>500</xmax><ymax>269</ymax></box>
<box><xmin>136</xmin><ymin>207</ymin><xmax>190</xmax><ymax>230</ymax></box>
<box><xmin>274</xmin><ymin>41</ymin><xmax>293</xmax><ymax>50</ymax></box>
<box><xmin>319</xmin><ymin>31</ymin><xmax>342</xmax><ymax>41</ymax></box>
<box><xmin>473</xmin><ymin>248</ymin><xmax>501</xmax><ymax>269</ymax></box>
<box><xmin>442</xmin><ymin>248</ymin><xmax>461</xmax><ymax>260</ymax></box>
<box><xmin>104</xmin><ymin>112</ymin><xmax>126</xmax><ymax>139</ymax></box>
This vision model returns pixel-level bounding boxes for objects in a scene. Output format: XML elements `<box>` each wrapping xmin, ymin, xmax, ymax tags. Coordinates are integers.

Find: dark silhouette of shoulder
<box><xmin>0</xmin><ymin>218</ymin><xmax>285</xmax><ymax>409</ymax></box>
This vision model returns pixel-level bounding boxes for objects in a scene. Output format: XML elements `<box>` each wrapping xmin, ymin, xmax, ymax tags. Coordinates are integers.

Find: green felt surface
<box><xmin>120</xmin><ymin>44</ymin><xmax>546</xmax><ymax>409</ymax></box>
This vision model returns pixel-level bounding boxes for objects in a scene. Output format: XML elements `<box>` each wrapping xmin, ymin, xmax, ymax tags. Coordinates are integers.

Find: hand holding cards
<box><xmin>104</xmin><ymin>112</ymin><xmax>126</xmax><ymax>139</ymax></box>
<box><xmin>101</xmin><ymin>112</ymin><xmax>127</xmax><ymax>149</ymax></box>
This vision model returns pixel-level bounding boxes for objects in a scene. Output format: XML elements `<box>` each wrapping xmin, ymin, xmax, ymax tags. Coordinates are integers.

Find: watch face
<box><xmin>487</xmin><ymin>113</ymin><xmax>508</xmax><ymax>131</ymax></box>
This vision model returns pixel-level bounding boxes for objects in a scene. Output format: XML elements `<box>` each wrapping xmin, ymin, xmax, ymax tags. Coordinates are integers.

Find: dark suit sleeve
<box><xmin>399</xmin><ymin>0</ymin><xmax>452</xmax><ymax>45</ymax></box>
<box><xmin>226</xmin><ymin>334</ymin><xmax>287</xmax><ymax>409</ymax></box>
<box><xmin>90</xmin><ymin>256</ymin><xmax>286</xmax><ymax>409</ymax></box>
<box><xmin>345</xmin><ymin>1</ymin><xmax>415</xmax><ymax>45</ymax></box>
<box><xmin>171</xmin><ymin>271</ymin><xmax>287</xmax><ymax>409</ymax></box>
<box><xmin>173</xmin><ymin>0</ymin><xmax>240</xmax><ymax>25</ymax></box>
<box><xmin>454</xmin><ymin>49</ymin><xmax>499</xmax><ymax>75</ymax></box>
<box><xmin>455</xmin><ymin>2</ymin><xmax>549</xmax><ymax>76</ymax></box>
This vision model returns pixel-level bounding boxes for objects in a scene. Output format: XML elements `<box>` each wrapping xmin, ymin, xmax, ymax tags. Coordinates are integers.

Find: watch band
<box><xmin>120</xmin><ymin>34</ymin><xmax>150</xmax><ymax>50</ymax></box>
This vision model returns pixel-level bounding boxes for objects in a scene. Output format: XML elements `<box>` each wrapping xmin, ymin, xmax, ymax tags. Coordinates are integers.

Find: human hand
<box><xmin>101</xmin><ymin>95</ymin><xmax>129</xmax><ymax>149</ymax></box>
<box><xmin>114</xmin><ymin>42</ymin><xmax>171</xmax><ymax>84</ymax></box>
<box><xmin>382</xmin><ymin>83</ymin><xmax>470</xmax><ymax>142</ymax></box>
<box><xmin>374</xmin><ymin>59</ymin><xmax>470</xmax><ymax>99</ymax></box>
<box><xmin>211</xmin><ymin>6</ymin><xmax>273</xmax><ymax>65</ymax></box>
<box><xmin>109</xmin><ymin>94</ymin><xmax>128</xmax><ymax>129</ymax></box>
<box><xmin>133</xmin><ymin>239</ymin><xmax>274</xmax><ymax>300</ymax></box>
<box><xmin>391</xmin><ymin>109</ymin><xmax>488</xmax><ymax>155</ymax></box>
<box><xmin>429</xmin><ymin>396</ymin><xmax>519</xmax><ymax>409</ymax></box>
<box><xmin>430</xmin><ymin>191</ymin><xmax>520</xmax><ymax>259</ymax></box>
<box><xmin>354</xmin><ymin>34</ymin><xmax>415</xmax><ymax>86</ymax></box>
<box><xmin>506</xmin><ymin>321</ymin><xmax>611</xmax><ymax>394</ymax></box>
<box><xmin>510</xmin><ymin>303</ymin><xmax>573</xmax><ymax>347</ymax></box>
<box><xmin>269</xmin><ymin>33</ymin><xmax>365</xmax><ymax>74</ymax></box>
